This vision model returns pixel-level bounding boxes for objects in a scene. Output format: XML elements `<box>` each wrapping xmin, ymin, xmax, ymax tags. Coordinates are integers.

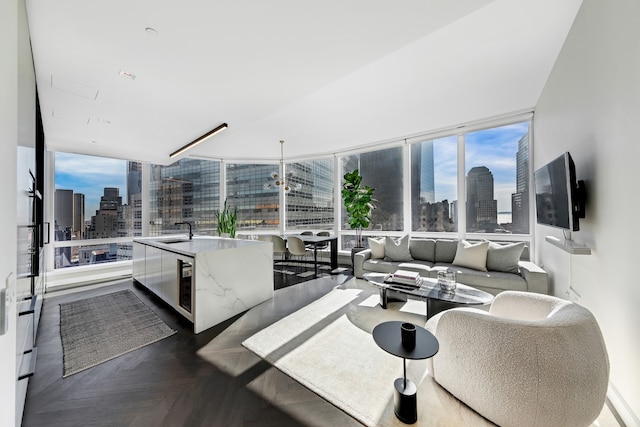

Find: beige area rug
<box><xmin>242</xmin><ymin>280</ymin><xmax>493</xmax><ymax>427</ymax></box>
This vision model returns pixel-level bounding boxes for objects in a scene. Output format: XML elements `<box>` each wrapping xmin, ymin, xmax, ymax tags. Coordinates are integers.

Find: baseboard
<box><xmin>608</xmin><ymin>383</ymin><xmax>640</xmax><ymax>427</ymax></box>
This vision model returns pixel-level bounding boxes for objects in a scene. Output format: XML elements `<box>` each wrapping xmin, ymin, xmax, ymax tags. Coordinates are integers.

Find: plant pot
<box><xmin>351</xmin><ymin>247</ymin><xmax>365</xmax><ymax>268</ymax></box>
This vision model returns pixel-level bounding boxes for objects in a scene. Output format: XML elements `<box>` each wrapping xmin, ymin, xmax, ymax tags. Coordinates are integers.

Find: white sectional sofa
<box><xmin>354</xmin><ymin>236</ymin><xmax>548</xmax><ymax>296</ymax></box>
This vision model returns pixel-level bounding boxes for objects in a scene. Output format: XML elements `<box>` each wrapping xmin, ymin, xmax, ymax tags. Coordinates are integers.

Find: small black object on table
<box><xmin>372</xmin><ymin>321</ymin><xmax>439</xmax><ymax>424</ymax></box>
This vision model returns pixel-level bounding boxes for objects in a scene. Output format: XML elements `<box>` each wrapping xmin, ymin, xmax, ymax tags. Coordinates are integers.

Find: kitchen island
<box><xmin>133</xmin><ymin>236</ymin><xmax>273</xmax><ymax>333</ymax></box>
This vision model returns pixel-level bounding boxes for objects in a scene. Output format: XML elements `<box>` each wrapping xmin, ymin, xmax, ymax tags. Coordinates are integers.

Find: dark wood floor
<box><xmin>22</xmin><ymin>269</ymin><xmax>361</xmax><ymax>427</ymax></box>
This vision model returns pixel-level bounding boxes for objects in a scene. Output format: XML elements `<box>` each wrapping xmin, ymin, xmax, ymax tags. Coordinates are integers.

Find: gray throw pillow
<box><xmin>486</xmin><ymin>241</ymin><xmax>525</xmax><ymax>273</ymax></box>
<box><xmin>434</xmin><ymin>239</ymin><xmax>458</xmax><ymax>263</ymax></box>
<box><xmin>409</xmin><ymin>239</ymin><xmax>436</xmax><ymax>262</ymax></box>
<box><xmin>384</xmin><ymin>235</ymin><xmax>413</xmax><ymax>262</ymax></box>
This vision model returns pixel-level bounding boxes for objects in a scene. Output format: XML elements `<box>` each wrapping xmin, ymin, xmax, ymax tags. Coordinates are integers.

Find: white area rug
<box><xmin>242</xmin><ymin>282</ymin><xmax>492</xmax><ymax>426</ymax></box>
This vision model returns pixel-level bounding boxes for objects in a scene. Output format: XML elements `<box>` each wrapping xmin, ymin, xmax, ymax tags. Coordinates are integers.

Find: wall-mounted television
<box><xmin>534</xmin><ymin>152</ymin><xmax>585</xmax><ymax>231</ymax></box>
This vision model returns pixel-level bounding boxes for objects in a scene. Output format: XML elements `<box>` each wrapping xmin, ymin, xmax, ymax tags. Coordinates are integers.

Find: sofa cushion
<box><xmin>384</xmin><ymin>235</ymin><xmax>413</xmax><ymax>262</ymax></box>
<box><xmin>409</xmin><ymin>239</ymin><xmax>436</xmax><ymax>262</ymax></box>
<box><xmin>486</xmin><ymin>241</ymin><xmax>525</xmax><ymax>273</ymax></box>
<box><xmin>368</xmin><ymin>237</ymin><xmax>386</xmax><ymax>259</ymax></box>
<box><xmin>363</xmin><ymin>259</ymin><xmax>401</xmax><ymax>275</ymax></box>
<box><xmin>452</xmin><ymin>240</ymin><xmax>489</xmax><ymax>271</ymax></box>
<box><xmin>434</xmin><ymin>239</ymin><xmax>458</xmax><ymax>263</ymax></box>
<box><xmin>446</xmin><ymin>265</ymin><xmax>528</xmax><ymax>292</ymax></box>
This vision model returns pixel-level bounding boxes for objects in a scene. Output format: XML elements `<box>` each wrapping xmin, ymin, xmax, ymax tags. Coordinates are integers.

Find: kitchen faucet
<box><xmin>175</xmin><ymin>222</ymin><xmax>193</xmax><ymax>240</ymax></box>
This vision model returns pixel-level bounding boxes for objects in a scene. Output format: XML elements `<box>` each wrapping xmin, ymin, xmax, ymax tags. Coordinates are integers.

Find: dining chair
<box><xmin>287</xmin><ymin>236</ymin><xmax>310</xmax><ymax>273</ymax></box>
<box><xmin>270</xmin><ymin>235</ymin><xmax>288</xmax><ymax>267</ymax></box>
<box><xmin>315</xmin><ymin>231</ymin><xmax>330</xmax><ymax>263</ymax></box>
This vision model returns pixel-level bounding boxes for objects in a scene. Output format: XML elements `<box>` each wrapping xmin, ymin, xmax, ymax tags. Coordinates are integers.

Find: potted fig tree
<box><xmin>341</xmin><ymin>169</ymin><xmax>376</xmax><ymax>266</ymax></box>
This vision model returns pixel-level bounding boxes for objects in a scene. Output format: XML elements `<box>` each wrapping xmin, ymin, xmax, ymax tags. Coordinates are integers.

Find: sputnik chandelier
<box><xmin>264</xmin><ymin>140</ymin><xmax>302</xmax><ymax>192</ymax></box>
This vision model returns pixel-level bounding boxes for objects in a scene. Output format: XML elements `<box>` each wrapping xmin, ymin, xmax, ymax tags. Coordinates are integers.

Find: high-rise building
<box><xmin>54</xmin><ymin>189</ymin><xmax>73</xmax><ymax>231</ymax></box>
<box><xmin>227</xmin><ymin>163</ymin><xmax>278</xmax><ymax>229</ymax></box>
<box><xmin>360</xmin><ymin>147</ymin><xmax>404</xmax><ymax>231</ymax></box>
<box><xmin>149</xmin><ymin>158</ymin><xmax>333</xmax><ymax>236</ymax></box>
<box><xmin>511</xmin><ymin>133</ymin><xmax>530</xmax><ymax>233</ymax></box>
<box><xmin>73</xmin><ymin>193</ymin><xmax>85</xmax><ymax>238</ymax></box>
<box><xmin>410</xmin><ymin>140</ymin><xmax>459</xmax><ymax>232</ymax></box>
<box><xmin>149</xmin><ymin>158</ymin><xmax>220</xmax><ymax>235</ymax></box>
<box><xmin>418</xmin><ymin>142</ymin><xmax>435</xmax><ymax>203</ymax></box>
<box><xmin>127</xmin><ymin>161</ymin><xmax>142</xmax><ymax>205</ymax></box>
<box><xmin>466</xmin><ymin>166</ymin><xmax>497</xmax><ymax>231</ymax></box>
<box><xmin>54</xmin><ymin>189</ymin><xmax>74</xmax><ymax>266</ymax></box>
<box><xmin>285</xmin><ymin>158</ymin><xmax>334</xmax><ymax>230</ymax></box>
<box><xmin>88</xmin><ymin>187</ymin><xmax>123</xmax><ymax>239</ymax></box>
<box><xmin>125</xmin><ymin>161</ymin><xmax>143</xmax><ymax>236</ymax></box>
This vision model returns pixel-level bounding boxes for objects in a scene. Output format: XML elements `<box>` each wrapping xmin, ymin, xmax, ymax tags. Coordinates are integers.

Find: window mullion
<box><xmin>457</xmin><ymin>133</ymin><xmax>466</xmax><ymax>238</ymax></box>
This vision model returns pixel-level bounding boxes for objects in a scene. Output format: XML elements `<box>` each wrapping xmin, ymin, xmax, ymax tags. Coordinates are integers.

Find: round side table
<box><xmin>372</xmin><ymin>321</ymin><xmax>439</xmax><ymax>424</ymax></box>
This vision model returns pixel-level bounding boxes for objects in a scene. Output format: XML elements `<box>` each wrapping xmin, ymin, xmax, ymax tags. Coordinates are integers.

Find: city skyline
<box><xmin>55</xmin><ymin>123</ymin><xmax>529</xmax><ymax>225</ymax></box>
<box><xmin>55</xmin><ymin>152</ymin><xmax>128</xmax><ymax>221</ymax></box>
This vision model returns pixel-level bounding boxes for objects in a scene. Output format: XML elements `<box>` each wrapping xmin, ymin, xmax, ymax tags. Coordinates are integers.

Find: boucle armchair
<box><xmin>425</xmin><ymin>291</ymin><xmax>609</xmax><ymax>427</ymax></box>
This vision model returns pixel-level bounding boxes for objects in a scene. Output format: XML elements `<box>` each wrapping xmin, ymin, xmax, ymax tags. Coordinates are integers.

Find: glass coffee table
<box><xmin>373</xmin><ymin>321</ymin><xmax>439</xmax><ymax>424</ymax></box>
<box><xmin>363</xmin><ymin>272</ymin><xmax>494</xmax><ymax>319</ymax></box>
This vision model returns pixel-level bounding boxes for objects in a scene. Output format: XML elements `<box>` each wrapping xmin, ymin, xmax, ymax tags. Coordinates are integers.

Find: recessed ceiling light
<box><xmin>118</xmin><ymin>70</ymin><xmax>136</xmax><ymax>80</ymax></box>
<box><xmin>145</xmin><ymin>27</ymin><xmax>158</xmax><ymax>36</ymax></box>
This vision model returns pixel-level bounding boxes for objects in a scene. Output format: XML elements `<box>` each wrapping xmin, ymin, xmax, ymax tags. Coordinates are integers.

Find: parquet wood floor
<box><xmin>22</xmin><ymin>272</ymin><xmax>361</xmax><ymax>427</ymax></box>
<box><xmin>22</xmin><ymin>269</ymin><xmax>621</xmax><ymax>427</ymax></box>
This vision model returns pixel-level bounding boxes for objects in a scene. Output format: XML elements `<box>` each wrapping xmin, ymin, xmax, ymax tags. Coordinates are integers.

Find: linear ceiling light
<box><xmin>169</xmin><ymin>123</ymin><xmax>228</xmax><ymax>158</ymax></box>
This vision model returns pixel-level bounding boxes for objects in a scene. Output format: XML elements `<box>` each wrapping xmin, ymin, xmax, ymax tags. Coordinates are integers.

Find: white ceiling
<box><xmin>25</xmin><ymin>0</ymin><xmax>583</xmax><ymax>165</ymax></box>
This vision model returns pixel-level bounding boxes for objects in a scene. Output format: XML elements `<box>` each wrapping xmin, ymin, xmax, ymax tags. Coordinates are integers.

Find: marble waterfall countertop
<box><xmin>133</xmin><ymin>235</ymin><xmax>274</xmax><ymax>333</ymax></box>
<box><xmin>133</xmin><ymin>235</ymin><xmax>267</xmax><ymax>257</ymax></box>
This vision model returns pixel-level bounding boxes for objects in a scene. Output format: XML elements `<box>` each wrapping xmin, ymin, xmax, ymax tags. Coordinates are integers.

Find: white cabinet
<box><xmin>161</xmin><ymin>250</ymin><xmax>178</xmax><ymax>306</ymax></box>
<box><xmin>145</xmin><ymin>245</ymin><xmax>162</xmax><ymax>296</ymax></box>
<box><xmin>133</xmin><ymin>243</ymin><xmax>192</xmax><ymax>320</ymax></box>
<box><xmin>132</xmin><ymin>242</ymin><xmax>145</xmax><ymax>283</ymax></box>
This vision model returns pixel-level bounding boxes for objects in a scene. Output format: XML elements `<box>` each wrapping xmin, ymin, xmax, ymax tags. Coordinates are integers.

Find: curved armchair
<box><xmin>425</xmin><ymin>291</ymin><xmax>609</xmax><ymax>427</ymax></box>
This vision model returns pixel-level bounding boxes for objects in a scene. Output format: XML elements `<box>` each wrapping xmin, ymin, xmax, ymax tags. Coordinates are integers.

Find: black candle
<box><xmin>401</xmin><ymin>322</ymin><xmax>416</xmax><ymax>350</ymax></box>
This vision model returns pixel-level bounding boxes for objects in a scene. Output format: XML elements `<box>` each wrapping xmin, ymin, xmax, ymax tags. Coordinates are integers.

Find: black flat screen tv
<box><xmin>534</xmin><ymin>152</ymin><xmax>585</xmax><ymax>231</ymax></box>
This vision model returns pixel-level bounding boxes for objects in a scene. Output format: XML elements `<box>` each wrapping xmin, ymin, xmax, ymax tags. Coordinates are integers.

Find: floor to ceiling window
<box><xmin>341</xmin><ymin>146</ymin><xmax>404</xmax><ymax>249</ymax></box>
<box><xmin>149</xmin><ymin>158</ymin><xmax>220</xmax><ymax>236</ymax></box>
<box><xmin>53</xmin><ymin>152</ymin><xmax>141</xmax><ymax>268</ymax></box>
<box><xmin>226</xmin><ymin>163</ymin><xmax>280</xmax><ymax>231</ymax></box>
<box><xmin>286</xmin><ymin>158</ymin><xmax>334</xmax><ymax>231</ymax></box>
<box><xmin>465</xmin><ymin>122</ymin><xmax>529</xmax><ymax>234</ymax></box>
<box><xmin>410</xmin><ymin>135</ymin><xmax>458</xmax><ymax>232</ymax></box>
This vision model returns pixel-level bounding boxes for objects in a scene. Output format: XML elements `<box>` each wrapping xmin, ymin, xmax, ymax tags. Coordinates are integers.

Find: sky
<box><xmin>55</xmin><ymin>121</ymin><xmax>528</xmax><ymax>222</ymax></box>
<box><xmin>431</xmin><ymin>121</ymin><xmax>528</xmax><ymax>212</ymax></box>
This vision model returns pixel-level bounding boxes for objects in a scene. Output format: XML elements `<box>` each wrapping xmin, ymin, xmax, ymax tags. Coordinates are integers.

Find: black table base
<box><xmin>394</xmin><ymin>377</ymin><xmax>418</xmax><ymax>424</ymax></box>
<box><xmin>377</xmin><ymin>284</ymin><xmax>485</xmax><ymax>319</ymax></box>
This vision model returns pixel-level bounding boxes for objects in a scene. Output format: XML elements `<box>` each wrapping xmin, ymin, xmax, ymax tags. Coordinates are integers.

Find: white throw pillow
<box><xmin>384</xmin><ymin>235</ymin><xmax>413</xmax><ymax>262</ymax></box>
<box><xmin>368</xmin><ymin>237</ymin><xmax>386</xmax><ymax>259</ymax></box>
<box><xmin>452</xmin><ymin>240</ymin><xmax>489</xmax><ymax>272</ymax></box>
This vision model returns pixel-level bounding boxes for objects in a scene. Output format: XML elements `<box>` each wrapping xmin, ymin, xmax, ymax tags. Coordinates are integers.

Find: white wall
<box><xmin>0</xmin><ymin>0</ymin><xmax>20</xmax><ymax>425</ymax></box>
<box><xmin>534</xmin><ymin>0</ymin><xmax>640</xmax><ymax>424</ymax></box>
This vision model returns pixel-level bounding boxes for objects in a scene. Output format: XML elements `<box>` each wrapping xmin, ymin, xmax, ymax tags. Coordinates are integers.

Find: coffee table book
<box><xmin>386</xmin><ymin>270</ymin><xmax>421</xmax><ymax>287</ymax></box>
